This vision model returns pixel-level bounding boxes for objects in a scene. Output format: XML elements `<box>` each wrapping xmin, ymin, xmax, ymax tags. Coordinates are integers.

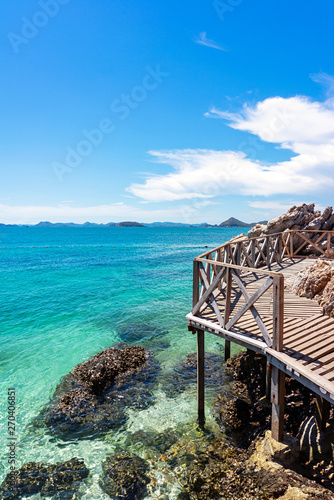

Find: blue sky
<box><xmin>2</xmin><ymin>0</ymin><xmax>334</xmax><ymax>224</ymax></box>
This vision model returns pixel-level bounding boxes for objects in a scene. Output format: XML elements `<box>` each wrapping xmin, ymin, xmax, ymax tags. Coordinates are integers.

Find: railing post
<box><xmin>278</xmin><ymin>234</ymin><xmax>282</xmax><ymax>263</ymax></box>
<box><xmin>251</xmin><ymin>239</ymin><xmax>255</xmax><ymax>267</ymax></box>
<box><xmin>197</xmin><ymin>328</ymin><xmax>205</xmax><ymax>427</ymax></box>
<box><xmin>290</xmin><ymin>230</ymin><xmax>294</xmax><ymax>257</ymax></box>
<box><xmin>266</xmin><ymin>236</ymin><xmax>270</xmax><ymax>267</ymax></box>
<box><xmin>193</xmin><ymin>260</ymin><xmax>199</xmax><ymax>308</ymax></box>
<box><xmin>271</xmin><ymin>274</ymin><xmax>285</xmax><ymax>441</ymax></box>
<box><xmin>327</xmin><ymin>232</ymin><xmax>331</xmax><ymax>258</ymax></box>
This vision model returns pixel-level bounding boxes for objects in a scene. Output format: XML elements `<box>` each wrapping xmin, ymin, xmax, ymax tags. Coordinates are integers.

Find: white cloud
<box><xmin>194</xmin><ymin>32</ymin><xmax>227</xmax><ymax>51</ymax></box>
<box><xmin>128</xmin><ymin>86</ymin><xmax>334</xmax><ymax>203</ymax></box>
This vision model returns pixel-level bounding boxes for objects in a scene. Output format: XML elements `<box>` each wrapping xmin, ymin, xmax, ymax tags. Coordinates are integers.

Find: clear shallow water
<box><xmin>0</xmin><ymin>226</ymin><xmax>245</xmax><ymax>498</ymax></box>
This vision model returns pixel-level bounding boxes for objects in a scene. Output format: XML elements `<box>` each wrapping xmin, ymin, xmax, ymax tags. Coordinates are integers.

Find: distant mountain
<box><xmin>219</xmin><ymin>217</ymin><xmax>268</xmax><ymax>228</ymax></box>
<box><xmin>0</xmin><ymin>218</ymin><xmax>268</xmax><ymax>228</ymax></box>
<box><xmin>146</xmin><ymin>222</ymin><xmax>190</xmax><ymax>227</ymax></box>
<box><xmin>219</xmin><ymin>217</ymin><xmax>251</xmax><ymax>227</ymax></box>
<box><xmin>116</xmin><ymin>221</ymin><xmax>145</xmax><ymax>227</ymax></box>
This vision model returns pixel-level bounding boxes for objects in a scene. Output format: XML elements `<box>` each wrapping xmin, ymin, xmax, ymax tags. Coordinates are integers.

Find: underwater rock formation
<box><xmin>40</xmin><ymin>344</ymin><xmax>159</xmax><ymax>439</ymax></box>
<box><xmin>99</xmin><ymin>452</ymin><xmax>150</xmax><ymax>500</ymax></box>
<box><xmin>0</xmin><ymin>458</ymin><xmax>89</xmax><ymax>499</ymax></box>
<box><xmin>117</xmin><ymin>323</ymin><xmax>170</xmax><ymax>351</ymax></box>
<box><xmin>162</xmin><ymin>352</ymin><xmax>226</xmax><ymax>398</ymax></box>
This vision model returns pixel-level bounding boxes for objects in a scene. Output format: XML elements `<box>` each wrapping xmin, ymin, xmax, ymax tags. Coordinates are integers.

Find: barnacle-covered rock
<box><xmin>162</xmin><ymin>352</ymin><xmax>226</xmax><ymax>398</ymax></box>
<box><xmin>0</xmin><ymin>458</ymin><xmax>89</xmax><ymax>499</ymax></box>
<box><xmin>39</xmin><ymin>344</ymin><xmax>160</xmax><ymax>439</ymax></box>
<box><xmin>99</xmin><ymin>452</ymin><xmax>150</xmax><ymax>500</ymax></box>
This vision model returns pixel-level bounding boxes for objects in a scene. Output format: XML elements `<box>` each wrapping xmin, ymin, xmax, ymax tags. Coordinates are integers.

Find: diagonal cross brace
<box><xmin>192</xmin><ymin>265</ymin><xmax>226</xmax><ymax>316</ymax></box>
<box><xmin>226</xmin><ymin>270</ymin><xmax>273</xmax><ymax>347</ymax></box>
<box><xmin>197</xmin><ymin>263</ymin><xmax>225</xmax><ymax>327</ymax></box>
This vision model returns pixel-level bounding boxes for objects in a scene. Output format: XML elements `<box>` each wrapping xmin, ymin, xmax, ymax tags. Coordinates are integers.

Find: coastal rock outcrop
<box><xmin>40</xmin><ymin>344</ymin><xmax>159</xmax><ymax>439</ymax></box>
<box><xmin>248</xmin><ymin>204</ymin><xmax>334</xmax><ymax>256</ymax></box>
<box><xmin>0</xmin><ymin>458</ymin><xmax>89</xmax><ymax>499</ymax></box>
<box><xmin>99</xmin><ymin>452</ymin><xmax>150</xmax><ymax>500</ymax></box>
<box><xmin>291</xmin><ymin>259</ymin><xmax>334</xmax><ymax>317</ymax></box>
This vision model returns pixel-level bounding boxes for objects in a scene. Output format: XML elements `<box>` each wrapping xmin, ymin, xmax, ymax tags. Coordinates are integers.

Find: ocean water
<box><xmin>0</xmin><ymin>226</ymin><xmax>245</xmax><ymax>498</ymax></box>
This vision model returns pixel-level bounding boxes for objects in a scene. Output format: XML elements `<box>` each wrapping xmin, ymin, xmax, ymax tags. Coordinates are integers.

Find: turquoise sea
<box><xmin>0</xmin><ymin>226</ymin><xmax>245</xmax><ymax>498</ymax></box>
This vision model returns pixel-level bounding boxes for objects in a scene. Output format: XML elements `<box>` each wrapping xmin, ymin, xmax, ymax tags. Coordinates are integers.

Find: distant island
<box><xmin>114</xmin><ymin>221</ymin><xmax>145</xmax><ymax>227</ymax></box>
<box><xmin>219</xmin><ymin>217</ymin><xmax>268</xmax><ymax>228</ymax></box>
<box><xmin>0</xmin><ymin>218</ymin><xmax>267</xmax><ymax>228</ymax></box>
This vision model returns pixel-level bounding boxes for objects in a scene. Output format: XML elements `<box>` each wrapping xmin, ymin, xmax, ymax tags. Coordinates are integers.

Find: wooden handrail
<box><xmin>198</xmin><ymin>230</ymin><xmax>334</xmax><ymax>260</ymax></box>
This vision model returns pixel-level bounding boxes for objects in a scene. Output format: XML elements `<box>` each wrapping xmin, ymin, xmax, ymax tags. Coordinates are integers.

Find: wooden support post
<box><xmin>271</xmin><ymin>365</ymin><xmax>285</xmax><ymax>441</ymax></box>
<box><xmin>266</xmin><ymin>362</ymin><xmax>272</xmax><ymax>402</ymax></box>
<box><xmin>271</xmin><ymin>275</ymin><xmax>285</xmax><ymax>441</ymax></box>
<box><xmin>197</xmin><ymin>329</ymin><xmax>205</xmax><ymax>427</ymax></box>
<box><xmin>193</xmin><ymin>260</ymin><xmax>199</xmax><ymax>308</ymax></box>
<box><xmin>315</xmin><ymin>395</ymin><xmax>329</xmax><ymax>432</ymax></box>
<box><xmin>224</xmin><ymin>267</ymin><xmax>232</xmax><ymax>361</ymax></box>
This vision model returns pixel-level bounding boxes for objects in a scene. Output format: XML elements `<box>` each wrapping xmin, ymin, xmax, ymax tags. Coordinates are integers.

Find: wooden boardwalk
<box><xmin>187</xmin><ymin>230</ymin><xmax>334</xmax><ymax>440</ymax></box>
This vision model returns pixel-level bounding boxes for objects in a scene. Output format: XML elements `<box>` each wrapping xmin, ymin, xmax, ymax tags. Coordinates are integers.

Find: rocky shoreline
<box><xmin>2</xmin><ymin>345</ymin><xmax>334</xmax><ymax>499</ymax></box>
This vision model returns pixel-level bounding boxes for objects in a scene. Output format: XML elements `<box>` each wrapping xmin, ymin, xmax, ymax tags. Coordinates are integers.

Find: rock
<box><xmin>40</xmin><ymin>345</ymin><xmax>160</xmax><ymax>439</ymax></box>
<box><xmin>180</xmin><ymin>438</ymin><xmax>279</xmax><ymax>499</ymax></box>
<box><xmin>117</xmin><ymin>323</ymin><xmax>170</xmax><ymax>351</ymax></box>
<box><xmin>247</xmin><ymin>204</ymin><xmax>334</xmax><ymax>243</ymax></box>
<box><xmin>73</xmin><ymin>345</ymin><xmax>149</xmax><ymax>395</ymax></box>
<box><xmin>99</xmin><ymin>452</ymin><xmax>150</xmax><ymax>500</ymax></box>
<box><xmin>161</xmin><ymin>353</ymin><xmax>226</xmax><ymax>398</ymax></box>
<box><xmin>249</xmin><ymin>430</ymin><xmax>300</xmax><ymax>469</ymax></box>
<box><xmin>124</xmin><ymin>428</ymin><xmax>179</xmax><ymax>459</ymax></box>
<box><xmin>216</xmin><ymin>396</ymin><xmax>251</xmax><ymax>432</ymax></box>
<box><xmin>248</xmin><ymin>432</ymin><xmax>334</xmax><ymax>499</ymax></box>
<box><xmin>318</xmin><ymin>278</ymin><xmax>334</xmax><ymax>316</ymax></box>
<box><xmin>291</xmin><ymin>259</ymin><xmax>333</xmax><ymax>298</ymax></box>
<box><xmin>291</xmin><ymin>259</ymin><xmax>334</xmax><ymax>317</ymax></box>
<box><xmin>0</xmin><ymin>458</ymin><xmax>89</xmax><ymax>499</ymax></box>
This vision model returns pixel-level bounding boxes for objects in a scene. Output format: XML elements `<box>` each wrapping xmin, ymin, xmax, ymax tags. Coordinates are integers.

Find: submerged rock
<box><xmin>99</xmin><ymin>452</ymin><xmax>150</xmax><ymax>500</ymax></box>
<box><xmin>124</xmin><ymin>428</ymin><xmax>179</xmax><ymax>459</ymax></box>
<box><xmin>117</xmin><ymin>323</ymin><xmax>170</xmax><ymax>351</ymax></box>
<box><xmin>40</xmin><ymin>345</ymin><xmax>160</xmax><ymax>439</ymax></box>
<box><xmin>179</xmin><ymin>440</ymin><xmax>272</xmax><ymax>499</ymax></box>
<box><xmin>0</xmin><ymin>458</ymin><xmax>89</xmax><ymax>499</ymax></box>
<box><xmin>162</xmin><ymin>352</ymin><xmax>226</xmax><ymax>398</ymax></box>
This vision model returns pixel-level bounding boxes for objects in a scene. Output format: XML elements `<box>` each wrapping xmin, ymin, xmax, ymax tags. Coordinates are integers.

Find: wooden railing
<box><xmin>191</xmin><ymin>230</ymin><xmax>334</xmax><ymax>353</ymax></box>
<box><xmin>192</xmin><ymin>258</ymin><xmax>283</xmax><ymax>350</ymax></box>
<box><xmin>198</xmin><ymin>229</ymin><xmax>334</xmax><ymax>265</ymax></box>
